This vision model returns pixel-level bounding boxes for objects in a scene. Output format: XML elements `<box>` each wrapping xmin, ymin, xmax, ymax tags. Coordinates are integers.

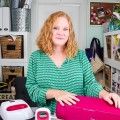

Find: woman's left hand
<box><xmin>99</xmin><ymin>89</ymin><xmax>120</xmax><ymax>108</ymax></box>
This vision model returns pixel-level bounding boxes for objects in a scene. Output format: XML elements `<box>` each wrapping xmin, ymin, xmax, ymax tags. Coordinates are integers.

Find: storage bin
<box><xmin>2</xmin><ymin>66</ymin><xmax>24</xmax><ymax>91</ymax></box>
<box><xmin>2</xmin><ymin>66</ymin><xmax>24</xmax><ymax>81</ymax></box>
<box><xmin>0</xmin><ymin>93</ymin><xmax>15</xmax><ymax>102</ymax></box>
<box><xmin>11</xmin><ymin>8</ymin><xmax>31</xmax><ymax>32</ymax></box>
<box><xmin>0</xmin><ymin>35</ymin><xmax>24</xmax><ymax>58</ymax></box>
<box><xmin>10</xmin><ymin>0</ymin><xmax>19</xmax><ymax>8</ymax></box>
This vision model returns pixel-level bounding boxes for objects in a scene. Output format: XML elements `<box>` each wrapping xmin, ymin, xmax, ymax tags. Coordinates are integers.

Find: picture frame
<box><xmin>90</xmin><ymin>2</ymin><xmax>117</xmax><ymax>25</ymax></box>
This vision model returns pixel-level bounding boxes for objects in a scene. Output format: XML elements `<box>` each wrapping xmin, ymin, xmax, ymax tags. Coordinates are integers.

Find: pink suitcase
<box><xmin>56</xmin><ymin>96</ymin><xmax>120</xmax><ymax>120</ymax></box>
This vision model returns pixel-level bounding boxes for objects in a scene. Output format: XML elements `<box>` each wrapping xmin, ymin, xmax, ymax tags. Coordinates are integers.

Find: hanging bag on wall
<box><xmin>85</xmin><ymin>38</ymin><xmax>104</xmax><ymax>73</ymax></box>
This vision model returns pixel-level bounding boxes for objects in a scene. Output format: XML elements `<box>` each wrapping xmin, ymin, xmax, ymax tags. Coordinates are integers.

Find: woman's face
<box><xmin>52</xmin><ymin>17</ymin><xmax>69</xmax><ymax>47</ymax></box>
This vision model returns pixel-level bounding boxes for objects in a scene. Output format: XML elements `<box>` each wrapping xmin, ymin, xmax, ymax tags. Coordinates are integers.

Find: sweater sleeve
<box><xmin>26</xmin><ymin>51</ymin><xmax>49</xmax><ymax>106</ymax></box>
<box><xmin>79</xmin><ymin>50</ymin><xmax>103</xmax><ymax>97</ymax></box>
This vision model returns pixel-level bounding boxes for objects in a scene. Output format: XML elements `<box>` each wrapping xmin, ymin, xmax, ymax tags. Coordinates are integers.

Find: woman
<box><xmin>26</xmin><ymin>11</ymin><xmax>120</xmax><ymax>114</ymax></box>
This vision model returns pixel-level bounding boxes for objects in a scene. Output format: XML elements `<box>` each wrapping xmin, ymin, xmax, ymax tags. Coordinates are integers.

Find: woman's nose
<box><xmin>57</xmin><ymin>29</ymin><xmax>64</xmax><ymax>34</ymax></box>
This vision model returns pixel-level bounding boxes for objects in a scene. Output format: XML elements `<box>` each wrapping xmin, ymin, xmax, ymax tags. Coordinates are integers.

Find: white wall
<box><xmin>30</xmin><ymin>0</ymin><xmax>120</xmax><ymax>52</ymax></box>
<box><xmin>30</xmin><ymin>0</ymin><xmax>87</xmax><ymax>53</ymax></box>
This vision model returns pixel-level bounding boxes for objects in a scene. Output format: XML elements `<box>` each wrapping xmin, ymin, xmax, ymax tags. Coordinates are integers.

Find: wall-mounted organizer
<box><xmin>0</xmin><ymin>32</ymin><xmax>30</xmax><ymax>101</ymax></box>
<box><xmin>104</xmin><ymin>30</ymin><xmax>120</xmax><ymax>94</ymax></box>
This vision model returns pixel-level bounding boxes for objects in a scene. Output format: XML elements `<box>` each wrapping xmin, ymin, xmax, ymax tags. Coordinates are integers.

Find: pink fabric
<box><xmin>56</xmin><ymin>96</ymin><xmax>120</xmax><ymax>120</ymax></box>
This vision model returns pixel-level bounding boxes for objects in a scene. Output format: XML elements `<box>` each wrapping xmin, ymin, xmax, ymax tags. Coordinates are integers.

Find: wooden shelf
<box><xmin>104</xmin><ymin>30</ymin><xmax>120</xmax><ymax>95</ymax></box>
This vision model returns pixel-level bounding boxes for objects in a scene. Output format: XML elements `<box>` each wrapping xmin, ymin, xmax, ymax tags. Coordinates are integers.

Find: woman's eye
<box><xmin>53</xmin><ymin>27</ymin><xmax>69</xmax><ymax>31</ymax></box>
<box><xmin>63</xmin><ymin>28</ymin><xmax>69</xmax><ymax>31</ymax></box>
<box><xmin>53</xmin><ymin>27</ymin><xmax>58</xmax><ymax>30</ymax></box>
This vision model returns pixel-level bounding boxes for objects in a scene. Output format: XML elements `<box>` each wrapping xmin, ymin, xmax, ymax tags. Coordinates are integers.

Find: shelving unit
<box><xmin>0</xmin><ymin>32</ymin><xmax>30</xmax><ymax>80</ymax></box>
<box><xmin>0</xmin><ymin>32</ymin><xmax>30</xmax><ymax>100</ymax></box>
<box><xmin>104</xmin><ymin>30</ymin><xmax>120</xmax><ymax>94</ymax></box>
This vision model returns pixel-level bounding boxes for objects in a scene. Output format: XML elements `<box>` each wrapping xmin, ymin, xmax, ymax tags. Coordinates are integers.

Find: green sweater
<box><xmin>26</xmin><ymin>50</ymin><xmax>103</xmax><ymax>114</ymax></box>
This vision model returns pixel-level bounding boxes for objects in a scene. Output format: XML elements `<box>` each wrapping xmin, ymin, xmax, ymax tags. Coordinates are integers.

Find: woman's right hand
<box><xmin>46</xmin><ymin>89</ymin><xmax>80</xmax><ymax>106</ymax></box>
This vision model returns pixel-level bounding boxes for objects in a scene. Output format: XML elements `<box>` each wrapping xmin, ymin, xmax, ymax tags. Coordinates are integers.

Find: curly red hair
<box><xmin>37</xmin><ymin>11</ymin><xmax>78</xmax><ymax>58</ymax></box>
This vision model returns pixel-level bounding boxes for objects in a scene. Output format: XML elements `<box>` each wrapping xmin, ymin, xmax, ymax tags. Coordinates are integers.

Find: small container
<box><xmin>35</xmin><ymin>108</ymin><xmax>51</xmax><ymax>120</ymax></box>
<box><xmin>11</xmin><ymin>8</ymin><xmax>31</xmax><ymax>32</ymax></box>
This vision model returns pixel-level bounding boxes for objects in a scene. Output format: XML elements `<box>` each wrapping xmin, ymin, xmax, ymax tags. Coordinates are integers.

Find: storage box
<box><xmin>0</xmin><ymin>93</ymin><xmax>15</xmax><ymax>104</ymax></box>
<box><xmin>0</xmin><ymin>82</ymin><xmax>8</xmax><ymax>93</ymax></box>
<box><xmin>56</xmin><ymin>96</ymin><xmax>120</xmax><ymax>120</ymax></box>
<box><xmin>111</xmin><ymin>69</ymin><xmax>120</xmax><ymax>95</ymax></box>
<box><xmin>0</xmin><ymin>93</ymin><xmax>15</xmax><ymax>101</ymax></box>
<box><xmin>106</xmin><ymin>35</ymin><xmax>111</xmax><ymax>58</ymax></box>
<box><xmin>117</xmin><ymin>83</ymin><xmax>120</xmax><ymax>95</ymax></box>
<box><xmin>2</xmin><ymin>66</ymin><xmax>24</xmax><ymax>81</ymax></box>
<box><xmin>104</xmin><ymin>65</ymin><xmax>111</xmax><ymax>89</ymax></box>
<box><xmin>0</xmin><ymin>7</ymin><xmax>10</xmax><ymax>31</ymax></box>
<box><xmin>0</xmin><ymin>35</ymin><xmax>24</xmax><ymax>58</ymax></box>
<box><xmin>115</xmin><ymin>48</ymin><xmax>120</xmax><ymax>61</ymax></box>
<box><xmin>2</xmin><ymin>66</ymin><xmax>24</xmax><ymax>91</ymax></box>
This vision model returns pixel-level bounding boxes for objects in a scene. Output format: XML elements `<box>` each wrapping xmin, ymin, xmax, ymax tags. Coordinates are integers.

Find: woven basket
<box><xmin>0</xmin><ymin>35</ymin><xmax>24</xmax><ymax>58</ymax></box>
<box><xmin>2</xmin><ymin>66</ymin><xmax>24</xmax><ymax>82</ymax></box>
